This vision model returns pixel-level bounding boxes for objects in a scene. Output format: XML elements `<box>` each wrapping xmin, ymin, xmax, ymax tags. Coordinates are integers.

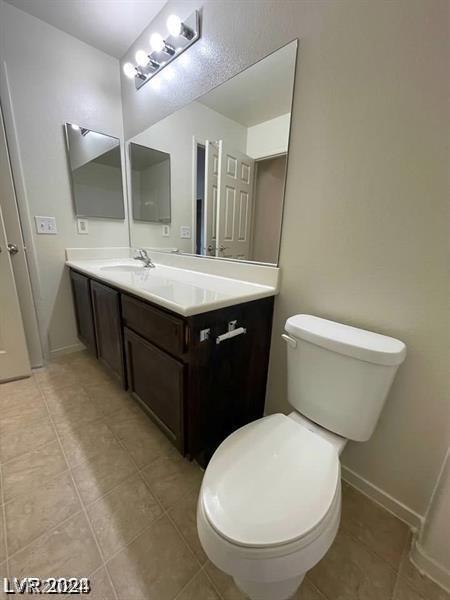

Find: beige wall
<box><xmin>122</xmin><ymin>0</ymin><xmax>449</xmax><ymax>516</ymax></box>
<box><xmin>0</xmin><ymin>1</ymin><xmax>128</xmax><ymax>356</ymax></box>
<box><xmin>252</xmin><ymin>155</ymin><xmax>286</xmax><ymax>264</ymax></box>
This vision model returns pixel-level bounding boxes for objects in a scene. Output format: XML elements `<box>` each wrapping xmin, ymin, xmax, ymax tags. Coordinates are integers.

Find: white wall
<box><xmin>246</xmin><ymin>113</ymin><xmax>290</xmax><ymax>160</ymax></box>
<box><xmin>121</xmin><ymin>0</ymin><xmax>450</xmax><ymax>518</ymax></box>
<box><xmin>0</xmin><ymin>1</ymin><xmax>128</xmax><ymax>355</ymax></box>
<box><xmin>129</xmin><ymin>101</ymin><xmax>247</xmax><ymax>252</ymax></box>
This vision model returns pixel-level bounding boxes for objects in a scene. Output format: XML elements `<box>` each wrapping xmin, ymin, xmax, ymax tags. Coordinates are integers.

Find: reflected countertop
<box><xmin>65</xmin><ymin>258</ymin><xmax>278</xmax><ymax>316</ymax></box>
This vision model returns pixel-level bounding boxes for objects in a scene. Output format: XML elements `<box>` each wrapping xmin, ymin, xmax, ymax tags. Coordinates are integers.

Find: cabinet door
<box><xmin>69</xmin><ymin>270</ymin><xmax>96</xmax><ymax>356</ymax></box>
<box><xmin>91</xmin><ymin>280</ymin><xmax>125</xmax><ymax>384</ymax></box>
<box><xmin>124</xmin><ymin>327</ymin><xmax>184</xmax><ymax>452</ymax></box>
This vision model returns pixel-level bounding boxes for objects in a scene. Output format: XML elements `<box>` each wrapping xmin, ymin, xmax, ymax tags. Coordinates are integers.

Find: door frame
<box><xmin>0</xmin><ymin>62</ymin><xmax>45</xmax><ymax>364</ymax></box>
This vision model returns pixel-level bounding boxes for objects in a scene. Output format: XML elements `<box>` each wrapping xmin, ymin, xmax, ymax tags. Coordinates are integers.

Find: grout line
<box><xmin>202</xmin><ymin>563</ymin><xmax>226</xmax><ymax>600</ymax></box>
<box><xmin>36</xmin><ymin>379</ymin><xmax>119</xmax><ymax>600</ymax></box>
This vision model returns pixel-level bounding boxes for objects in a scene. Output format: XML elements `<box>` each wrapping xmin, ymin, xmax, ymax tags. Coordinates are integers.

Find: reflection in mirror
<box><xmin>64</xmin><ymin>124</ymin><xmax>125</xmax><ymax>219</ymax></box>
<box><xmin>129</xmin><ymin>143</ymin><xmax>170</xmax><ymax>223</ymax></box>
<box><xmin>127</xmin><ymin>40</ymin><xmax>297</xmax><ymax>265</ymax></box>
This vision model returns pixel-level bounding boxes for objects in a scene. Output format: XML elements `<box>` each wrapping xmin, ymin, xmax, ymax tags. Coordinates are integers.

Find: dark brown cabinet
<box><xmin>70</xmin><ymin>268</ymin><xmax>274</xmax><ymax>466</ymax></box>
<box><xmin>124</xmin><ymin>328</ymin><xmax>184</xmax><ymax>451</ymax></box>
<box><xmin>69</xmin><ymin>270</ymin><xmax>96</xmax><ymax>356</ymax></box>
<box><xmin>90</xmin><ymin>280</ymin><xmax>125</xmax><ymax>385</ymax></box>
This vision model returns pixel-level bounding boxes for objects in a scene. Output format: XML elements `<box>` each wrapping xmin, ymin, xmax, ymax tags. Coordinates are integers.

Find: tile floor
<box><xmin>0</xmin><ymin>351</ymin><xmax>448</xmax><ymax>600</ymax></box>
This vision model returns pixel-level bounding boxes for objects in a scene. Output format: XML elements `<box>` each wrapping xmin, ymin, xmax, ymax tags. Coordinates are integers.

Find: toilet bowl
<box><xmin>197</xmin><ymin>314</ymin><xmax>406</xmax><ymax>599</ymax></box>
<box><xmin>197</xmin><ymin>413</ymin><xmax>343</xmax><ymax>599</ymax></box>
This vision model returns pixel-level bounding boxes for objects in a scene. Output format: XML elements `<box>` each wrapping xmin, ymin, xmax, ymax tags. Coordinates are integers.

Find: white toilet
<box><xmin>197</xmin><ymin>314</ymin><xmax>406</xmax><ymax>600</ymax></box>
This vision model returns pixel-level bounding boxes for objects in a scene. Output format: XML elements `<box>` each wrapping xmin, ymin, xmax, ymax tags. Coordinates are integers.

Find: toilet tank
<box><xmin>283</xmin><ymin>315</ymin><xmax>406</xmax><ymax>442</ymax></box>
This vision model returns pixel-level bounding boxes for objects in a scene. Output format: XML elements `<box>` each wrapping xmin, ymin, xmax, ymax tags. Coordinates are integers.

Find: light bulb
<box><xmin>135</xmin><ymin>50</ymin><xmax>149</xmax><ymax>67</ymax></box>
<box><xmin>123</xmin><ymin>62</ymin><xmax>136</xmax><ymax>79</ymax></box>
<box><xmin>70</xmin><ymin>124</ymin><xmax>80</xmax><ymax>131</ymax></box>
<box><xmin>167</xmin><ymin>14</ymin><xmax>182</xmax><ymax>37</ymax></box>
<box><xmin>150</xmin><ymin>33</ymin><xmax>165</xmax><ymax>52</ymax></box>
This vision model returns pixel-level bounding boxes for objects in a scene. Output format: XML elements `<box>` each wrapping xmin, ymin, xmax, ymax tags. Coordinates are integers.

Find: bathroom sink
<box><xmin>100</xmin><ymin>264</ymin><xmax>146</xmax><ymax>273</ymax></box>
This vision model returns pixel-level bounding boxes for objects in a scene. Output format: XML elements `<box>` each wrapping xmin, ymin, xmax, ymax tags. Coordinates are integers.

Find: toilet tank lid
<box><xmin>285</xmin><ymin>315</ymin><xmax>406</xmax><ymax>366</ymax></box>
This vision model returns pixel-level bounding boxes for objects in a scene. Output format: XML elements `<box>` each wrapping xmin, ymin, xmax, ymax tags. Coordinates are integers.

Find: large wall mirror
<box><xmin>127</xmin><ymin>40</ymin><xmax>297</xmax><ymax>264</ymax></box>
<box><xmin>129</xmin><ymin>143</ymin><xmax>171</xmax><ymax>223</ymax></box>
<box><xmin>65</xmin><ymin>124</ymin><xmax>125</xmax><ymax>219</ymax></box>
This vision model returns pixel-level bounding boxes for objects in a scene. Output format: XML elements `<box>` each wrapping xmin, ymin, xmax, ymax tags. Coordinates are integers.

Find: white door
<box><xmin>216</xmin><ymin>141</ymin><xmax>254</xmax><ymax>260</ymax></box>
<box><xmin>0</xmin><ymin>201</ymin><xmax>30</xmax><ymax>381</ymax></box>
<box><xmin>204</xmin><ymin>140</ymin><xmax>219</xmax><ymax>256</ymax></box>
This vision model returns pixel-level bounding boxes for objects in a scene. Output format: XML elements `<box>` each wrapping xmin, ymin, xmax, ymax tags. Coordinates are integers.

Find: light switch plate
<box><xmin>35</xmin><ymin>216</ymin><xmax>57</xmax><ymax>234</ymax></box>
<box><xmin>180</xmin><ymin>225</ymin><xmax>191</xmax><ymax>239</ymax></box>
<box><xmin>162</xmin><ymin>224</ymin><xmax>170</xmax><ymax>237</ymax></box>
<box><xmin>77</xmin><ymin>218</ymin><xmax>89</xmax><ymax>234</ymax></box>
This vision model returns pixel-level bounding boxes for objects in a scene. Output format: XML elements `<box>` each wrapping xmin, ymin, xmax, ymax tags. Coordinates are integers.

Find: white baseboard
<box><xmin>341</xmin><ymin>465</ymin><xmax>423</xmax><ymax>531</ymax></box>
<box><xmin>50</xmin><ymin>342</ymin><xmax>85</xmax><ymax>358</ymax></box>
<box><xmin>410</xmin><ymin>540</ymin><xmax>450</xmax><ymax>592</ymax></box>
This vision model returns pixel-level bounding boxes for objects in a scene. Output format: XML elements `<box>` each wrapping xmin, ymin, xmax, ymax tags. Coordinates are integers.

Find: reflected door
<box><xmin>204</xmin><ymin>140</ymin><xmax>219</xmax><ymax>256</ymax></box>
<box><xmin>216</xmin><ymin>141</ymin><xmax>254</xmax><ymax>260</ymax></box>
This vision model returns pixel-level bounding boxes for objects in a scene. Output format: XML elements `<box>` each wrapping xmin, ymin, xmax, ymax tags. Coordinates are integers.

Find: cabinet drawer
<box><xmin>124</xmin><ymin>327</ymin><xmax>184</xmax><ymax>450</ymax></box>
<box><xmin>121</xmin><ymin>294</ymin><xmax>185</xmax><ymax>357</ymax></box>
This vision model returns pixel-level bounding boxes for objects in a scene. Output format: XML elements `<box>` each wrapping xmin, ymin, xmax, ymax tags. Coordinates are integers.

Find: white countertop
<box><xmin>66</xmin><ymin>258</ymin><xmax>278</xmax><ymax>317</ymax></box>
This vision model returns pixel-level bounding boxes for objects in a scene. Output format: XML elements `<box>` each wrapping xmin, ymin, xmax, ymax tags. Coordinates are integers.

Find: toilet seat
<box><xmin>201</xmin><ymin>413</ymin><xmax>340</xmax><ymax>549</ymax></box>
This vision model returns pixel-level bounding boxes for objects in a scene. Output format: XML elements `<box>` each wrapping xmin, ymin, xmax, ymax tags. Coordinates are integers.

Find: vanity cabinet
<box><xmin>69</xmin><ymin>270</ymin><xmax>97</xmax><ymax>356</ymax></box>
<box><xmin>90</xmin><ymin>280</ymin><xmax>125</xmax><ymax>385</ymax></box>
<box><xmin>69</xmin><ymin>268</ymin><xmax>274</xmax><ymax>466</ymax></box>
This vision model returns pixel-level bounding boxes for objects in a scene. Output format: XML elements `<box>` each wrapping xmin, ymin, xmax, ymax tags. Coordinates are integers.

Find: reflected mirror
<box><xmin>65</xmin><ymin>124</ymin><xmax>125</xmax><ymax>219</ymax></box>
<box><xmin>129</xmin><ymin>143</ymin><xmax>171</xmax><ymax>223</ymax></box>
<box><xmin>127</xmin><ymin>40</ymin><xmax>297</xmax><ymax>264</ymax></box>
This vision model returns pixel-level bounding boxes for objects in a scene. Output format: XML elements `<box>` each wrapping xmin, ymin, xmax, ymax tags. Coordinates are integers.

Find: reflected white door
<box><xmin>216</xmin><ymin>141</ymin><xmax>254</xmax><ymax>260</ymax></box>
<box><xmin>204</xmin><ymin>140</ymin><xmax>219</xmax><ymax>256</ymax></box>
<box><xmin>0</xmin><ymin>200</ymin><xmax>30</xmax><ymax>381</ymax></box>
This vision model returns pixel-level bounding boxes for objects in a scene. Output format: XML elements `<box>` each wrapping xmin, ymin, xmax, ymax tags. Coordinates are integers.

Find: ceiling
<box><xmin>5</xmin><ymin>0</ymin><xmax>167</xmax><ymax>58</ymax></box>
<box><xmin>199</xmin><ymin>42</ymin><xmax>297</xmax><ymax>127</ymax></box>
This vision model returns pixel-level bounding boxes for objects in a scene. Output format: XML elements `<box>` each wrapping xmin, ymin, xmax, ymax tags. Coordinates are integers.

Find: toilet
<box><xmin>197</xmin><ymin>314</ymin><xmax>406</xmax><ymax>600</ymax></box>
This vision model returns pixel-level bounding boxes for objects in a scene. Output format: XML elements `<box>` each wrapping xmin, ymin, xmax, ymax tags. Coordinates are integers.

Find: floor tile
<box><xmin>0</xmin><ymin>414</ymin><xmax>56</xmax><ymax>464</ymax></box>
<box><xmin>0</xmin><ymin>510</ymin><xmax>5</xmax><ymax>564</ymax></box>
<box><xmin>34</xmin><ymin>362</ymin><xmax>80</xmax><ymax>391</ymax></box>
<box><xmin>0</xmin><ymin>389</ymin><xmax>47</xmax><ymax>424</ymax></box>
<box><xmin>71</xmin><ymin>440</ymin><xmax>136</xmax><ymax>505</ymax></box>
<box><xmin>141</xmin><ymin>452</ymin><xmax>203</xmax><ymax>510</ymax></box>
<box><xmin>88</xmin><ymin>473</ymin><xmax>162</xmax><ymax>560</ymax></box>
<box><xmin>56</xmin><ymin>418</ymin><xmax>118</xmax><ymax>468</ymax></box>
<box><xmin>87</xmin><ymin>567</ymin><xmax>116</xmax><ymax>600</ymax></box>
<box><xmin>4</xmin><ymin>472</ymin><xmax>81</xmax><ymax>555</ymax></box>
<box><xmin>398</xmin><ymin>550</ymin><xmax>450</xmax><ymax>600</ymax></box>
<box><xmin>307</xmin><ymin>530</ymin><xmax>397</xmax><ymax>600</ymax></box>
<box><xmin>0</xmin><ymin>376</ymin><xmax>40</xmax><ymax>400</ymax></box>
<box><xmin>293</xmin><ymin>579</ymin><xmax>327</xmax><ymax>599</ymax></box>
<box><xmin>169</xmin><ymin>489</ymin><xmax>207</xmax><ymax>564</ymax></box>
<box><xmin>8</xmin><ymin>511</ymin><xmax>101</xmax><ymax>579</ymax></box>
<box><xmin>177</xmin><ymin>570</ymin><xmax>220</xmax><ymax>600</ymax></box>
<box><xmin>108</xmin><ymin>414</ymin><xmax>174</xmax><ymax>468</ymax></box>
<box><xmin>341</xmin><ymin>482</ymin><xmax>409</xmax><ymax>569</ymax></box>
<box><xmin>43</xmin><ymin>385</ymin><xmax>103</xmax><ymax>426</ymax></box>
<box><xmin>1</xmin><ymin>441</ymin><xmax>67</xmax><ymax>502</ymax></box>
<box><xmin>204</xmin><ymin>561</ymin><xmax>247</xmax><ymax>600</ymax></box>
<box><xmin>107</xmin><ymin>515</ymin><xmax>199</xmax><ymax>600</ymax></box>
<box><xmin>85</xmin><ymin>381</ymin><xmax>139</xmax><ymax>417</ymax></box>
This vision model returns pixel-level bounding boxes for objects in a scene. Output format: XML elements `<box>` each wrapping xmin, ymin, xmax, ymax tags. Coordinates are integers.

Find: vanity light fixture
<box><xmin>124</xmin><ymin>9</ymin><xmax>200</xmax><ymax>91</ymax></box>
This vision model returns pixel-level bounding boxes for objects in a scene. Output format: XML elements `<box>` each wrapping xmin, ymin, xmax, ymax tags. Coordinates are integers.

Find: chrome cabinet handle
<box><xmin>7</xmin><ymin>243</ymin><xmax>19</xmax><ymax>255</ymax></box>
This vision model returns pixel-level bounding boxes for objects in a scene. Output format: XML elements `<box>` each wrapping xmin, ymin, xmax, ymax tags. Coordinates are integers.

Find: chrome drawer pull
<box><xmin>216</xmin><ymin>327</ymin><xmax>247</xmax><ymax>344</ymax></box>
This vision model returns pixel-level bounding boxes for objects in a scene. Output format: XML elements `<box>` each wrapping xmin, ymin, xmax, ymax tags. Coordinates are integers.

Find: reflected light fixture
<box><xmin>70</xmin><ymin>124</ymin><xmax>80</xmax><ymax>131</ymax></box>
<box><xmin>123</xmin><ymin>9</ymin><xmax>200</xmax><ymax>91</ymax></box>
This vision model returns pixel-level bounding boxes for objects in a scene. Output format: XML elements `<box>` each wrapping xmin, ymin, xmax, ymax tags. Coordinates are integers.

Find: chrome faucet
<box><xmin>134</xmin><ymin>248</ymin><xmax>155</xmax><ymax>268</ymax></box>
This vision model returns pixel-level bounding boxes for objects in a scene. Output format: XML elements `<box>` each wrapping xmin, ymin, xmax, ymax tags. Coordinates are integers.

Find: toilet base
<box><xmin>234</xmin><ymin>573</ymin><xmax>305</xmax><ymax>600</ymax></box>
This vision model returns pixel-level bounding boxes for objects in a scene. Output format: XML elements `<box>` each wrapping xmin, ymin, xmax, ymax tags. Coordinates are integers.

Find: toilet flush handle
<box><xmin>281</xmin><ymin>333</ymin><xmax>297</xmax><ymax>348</ymax></box>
